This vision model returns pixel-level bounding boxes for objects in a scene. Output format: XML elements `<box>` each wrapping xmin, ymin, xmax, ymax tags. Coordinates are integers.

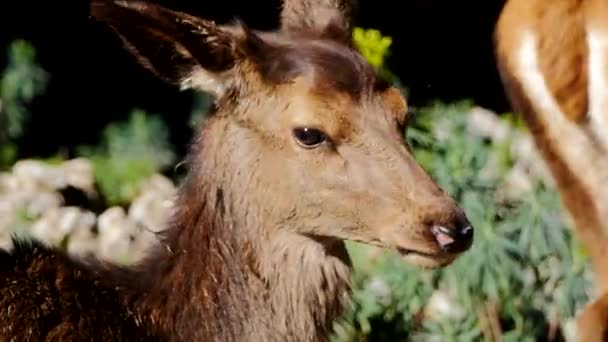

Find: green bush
<box><xmin>77</xmin><ymin>109</ymin><xmax>175</xmax><ymax>206</ymax></box>
<box><xmin>331</xmin><ymin>100</ymin><xmax>591</xmax><ymax>341</ymax></box>
<box><xmin>352</xmin><ymin>27</ymin><xmax>403</xmax><ymax>90</ymax></box>
<box><xmin>329</xmin><ymin>29</ymin><xmax>593</xmax><ymax>341</ymax></box>
<box><xmin>0</xmin><ymin>39</ymin><xmax>49</xmax><ymax>168</ymax></box>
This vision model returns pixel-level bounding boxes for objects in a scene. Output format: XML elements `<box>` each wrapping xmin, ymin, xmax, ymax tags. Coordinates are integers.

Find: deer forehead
<box><xmin>250</xmin><ymin>77</ymin><xmax>405</xmax><ymax>143</ymax></box>
<box><xmin>229</xmin><ymin>33</ymin><xmax>408</xmax><ymax>140</ymax></box>
<box><xmin>283</xmin><ymin>79</ymin><xmax>353</xmax><ymax>136</ymax></box>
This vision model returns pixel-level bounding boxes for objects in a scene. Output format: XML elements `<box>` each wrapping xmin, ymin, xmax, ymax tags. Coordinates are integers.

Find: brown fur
<box><xmin>494</xmin><ymin>0</ymin><xmax>608</xmax><ymax>340</ymax></box>
<box><xmin>244</xmin><ymin>30</ymin><xmax>388</xmax><ymax>99</ymax></box>
<box><xmin>0</xmin><ymin>1</ymin><xmax>474</xmax><ymax>341</ymax></box>
<box><xmin>279</xmin><ymin>0</ymin><xmax>356</xmax><ymax>44</ymax></box>
<box><xmin>536</xmin><ymin>0</ymin><xmax>589</xmax><ymax>123</ymax></box>
<box><xmin>578</xmin><ymin>293</ymin><xmax>608</xmax><ymax>341</ymax></box>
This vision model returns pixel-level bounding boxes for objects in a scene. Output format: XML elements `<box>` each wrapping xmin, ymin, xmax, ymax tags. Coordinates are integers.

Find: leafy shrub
<box><xmin>331</xmin><ymin>100</ymin><xmax>591</xmax><ymax>341</ymax></box>
<box><xmin>0</xmin><ymin>39</ymin><xmax>49</xmax><ymax>168</ymax></box>
<box><xmin>352</xmin><ymin>27</ymin><xmax>402</xmax><ymax>89</ymax></box>
<box><xmin>77</xmin><ymin>109</ymin><xmax>175</xmax><ymax>206</ymax></box>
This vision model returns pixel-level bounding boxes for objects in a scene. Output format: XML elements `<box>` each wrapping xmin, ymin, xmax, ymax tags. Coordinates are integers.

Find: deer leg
<box><xmin>513</xmin><ymin>30</ymin><xmax>605</xmax><ymax>168</ymax></box>
<box><xmin>578</xmin><ymin>292</ymin><xmax>608</xmax><ymax>342</ymax></box>
<box><xmin>585</xmin><ymin>25</ymin><xmax>608</xmax><ymax>299</ymax></box>
<box><xmin>586</xmin><ymin>27</ymin><xmax>608</xmax><ymax>153</ymax></box>
<box><xmin>512</xmin><ymin>31</ymin><xmax>608</xmax><ymax>338</ymax></box>
<box><xmin>512</xmin><ymin>30</ymin><xmax>608</xmax><ymax>242</ymax></box>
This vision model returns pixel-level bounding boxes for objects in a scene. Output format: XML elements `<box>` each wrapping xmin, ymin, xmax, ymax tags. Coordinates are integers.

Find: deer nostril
<box><xmin>430</xmin><ymin>225</ymin><xmax>455</xmax><ymax>248</ymax></box>
<box><xmin>430</xmin><ymin>219</ymin><xmax>474</xmax><ymax>253</ymax></box>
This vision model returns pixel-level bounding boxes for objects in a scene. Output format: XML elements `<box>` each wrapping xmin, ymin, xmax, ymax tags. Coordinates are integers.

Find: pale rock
<box><xmin>0</xmin><ymin>197</ymin><xmax>15</xmax><ymax>251</ymax></box>
<box><xmin>12</xmin><ymin>159</ymin><xmax>59</xmax><ymax>192</ymax></box>
<box><xmin>66</xmin><ymin>216</ymin><xmax>99</xmax><ymax>257</ymax></box>
<box><xmin>2</xmin><ymin>167</ymin><xmax>39</xmax><ymax>194</ymax></box>
<box><xmin>0</xmin><ymin>192</ymin><xmax>32</xmax><ymax>213</ymax></box>
<box><xmin>0</xmin><ymin>190</ymin><xmax>62</xmax><ymax>248</ymax></box>
<box><xmin>128</xmin><ymin>229</ymin><xmax>160</xmax><ymax>262</ymax></box>
<box><xmin>30</xmin><ymin>207</ymin><xmax>96</xmax><ymax>246</ymax></box>
<box><xmin>128</xmin><ymin>191</ymin><xmax>174</xmax><ymax>234</ymax></box>
<box><xmin>0</xmin><ymin>234</ymin><xmax>13</xmax><ymax>251</ymax></box>
<box><xmin>128</xmin><ymin>174</ymin><xmax>175</xmax><ymax>234</ymax></box>
<box><xmin>143</xmin><ymin>174</ymin><xmax>176</xmax><ymax>199</ymax></box>
<box><xmin>0</xmin><ymin>172</ymin><xmax>15</xmax><ymax>192</ymax></box>
<box><xmin>11</xmin><ymin>158</ymin><xmax>95</xmax><ymax>195</ymax></box>
<box><xmin>60</xmin><ymin>158</ymin><xmax>96</xmax><ymax>195</ymax></box>
<box><xmin>67</xmin><ymin>234</ymin><xmax>98</xmax><ymax>257</ymax></box>
<box><xmin>0</xmin><ymin>196</ymin><xmax>15</xmax><ymax>231</ymax></box>
<box><xmin>424</xmin><ymin>289</ymin><xmax>466</xmax><ymax>322</ymax></box>
<box><xmin>26</xmin><ymin>191</ymin><xmax>64</xmax><ymax>217</ymax></box>
<box><xmin>97</xmin><ymin>206</ymin><xmax>138</xmax><ymax>263</ymax></box>
<box><xmin>98</xmin><ymin>206</ymin><xmax>138</xmax><ymax>237</ymax></box>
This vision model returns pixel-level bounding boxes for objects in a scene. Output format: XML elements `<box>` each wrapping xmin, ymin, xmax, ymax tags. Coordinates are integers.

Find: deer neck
<box><xmin>253</xmin><ymin>232</ymin><xmax>353</xmax><ymax>342</ymax></box>
<box><xmin>133</xmin><ymin>120</ymin><xmax>353</xmax><ymax>342</ymax></box>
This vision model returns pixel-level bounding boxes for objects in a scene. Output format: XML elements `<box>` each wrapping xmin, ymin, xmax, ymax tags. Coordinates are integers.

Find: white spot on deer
<box><xmin>587</xmin><ymin>27</ymin><xmax>608</xmax><ymax>150</ymax></box>
<box><xmin>181</xmin><ymin>68</ymin><xmax>232</xmax><ymax>98</ymax></box>
<box><xmin>516</xmin><ymin>31</ymin><xmax>568</xmax><ymax>126</ymax></box>
<box><xmin>515</xmin><ymin>31</ymin><xmax>597</xmax><ymax>153</ymax></box>
<box><xmin>514</xmin><ymin>29</ymin><xmax>608</xmax><ymax>223</ymax></box>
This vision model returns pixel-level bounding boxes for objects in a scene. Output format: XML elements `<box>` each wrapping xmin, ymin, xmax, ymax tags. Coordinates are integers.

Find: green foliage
<box><xmin>332</xmin><ymin>247</ymin><xmax>437</xmax><ymax>342</ymax></box>
<box><xmin>78</xmin><ymin>109</ymin><xmax>175</xmax><ymax>206</ymax></box>
<box><xmin>1</xmin><ymin>39</ymin><xmax>49</xmax><ymax>138</ymax></box>
<box><xmin>413</xmin><ymin>103</ymin><xmax>589</xmax><ymax>339</ymax></box>
<box><xmin>353</xmin><ymin>27</ymin><xmax>392</xmax><ymax>70</ymax></box>
<box><xmin>352</xmin><ymin>27</ymin><xmax>401</xmax><ymax>88</ymax></box>
<box><xmin>0</xmin><ymin>144</ymin><xmax>17</xmax><ymax>169</ymax></box>
<box><xmin>0</xmin><ymin>39</ymin><xmax>49</xmax><ymax>168</ymax></box>
<box><xmin>332</xmin><ymin>101</ymin><xmax>591</xmax><ymax>340</ymax></box>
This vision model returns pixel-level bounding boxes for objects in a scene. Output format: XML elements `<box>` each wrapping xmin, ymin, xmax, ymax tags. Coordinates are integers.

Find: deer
<box><xmin>494</xmin><ymin>0</ymin><xmax>608</xmax><ymax>340</ymax></box>
<box><xmin>0</xmin><ymin>0</ymin><xmax>475</xmax><ymax>341</ymax></box>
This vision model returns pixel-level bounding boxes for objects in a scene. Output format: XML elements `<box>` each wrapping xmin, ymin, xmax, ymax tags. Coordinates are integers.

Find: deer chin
<box><xmin>396</xmin><ymin>247</ymin><xmax>459</xmax><ymax>268</ymax></box>
<box><xmin>345</xmin><ymin>236</ymin><xmax>458</xmax><ymax>268</ymax></box>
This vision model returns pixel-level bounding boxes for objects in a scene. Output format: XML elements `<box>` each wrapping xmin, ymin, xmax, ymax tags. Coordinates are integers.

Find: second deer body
<box><xmin>495</xmin><ymin>0</ymin><xmax>608</xmax><ymax>340</ymax></box>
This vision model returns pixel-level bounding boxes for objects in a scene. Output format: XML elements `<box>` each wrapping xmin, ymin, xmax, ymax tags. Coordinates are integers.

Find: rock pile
<box><xmin>0</xmin><ymin>158</ymin><xmax>176</xmax><ymax>264</ymax></box>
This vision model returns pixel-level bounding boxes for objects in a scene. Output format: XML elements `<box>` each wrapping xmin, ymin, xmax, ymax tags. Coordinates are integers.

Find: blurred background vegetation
<box><xmin>0</xmin><ymin>5</ymin><xmax>592</xmax><ymax>341</ymax></box>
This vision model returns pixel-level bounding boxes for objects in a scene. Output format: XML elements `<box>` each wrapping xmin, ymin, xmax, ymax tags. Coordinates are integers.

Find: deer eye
<box><xmin>293</xmin><ymin>127</ymin><xmax>329</xmax><ymax>148</ymax></box>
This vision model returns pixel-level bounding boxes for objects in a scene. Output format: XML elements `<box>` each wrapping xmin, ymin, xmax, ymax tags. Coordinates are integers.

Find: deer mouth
<box><xmin>396</xmin><ymin>247</ymin><xmax>437</xmax><ymax>258</ymax></box>
<box><xmin>395</xmin><ymin>246</ymin><xmax>458</xmax><ymax>268</ymax></box>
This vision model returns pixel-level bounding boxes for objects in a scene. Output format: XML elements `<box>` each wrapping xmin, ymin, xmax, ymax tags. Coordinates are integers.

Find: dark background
<box><xmin>0</xmin><ymin>0</ymin><xmax>509</xmax><ymax>159</ymax></box>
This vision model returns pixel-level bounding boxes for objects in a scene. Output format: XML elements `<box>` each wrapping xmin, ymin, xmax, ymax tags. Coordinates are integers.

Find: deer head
<box><xmin>90</xmin><ymin>0</ymin><xmax>473</xmax><ymax>268</ymax></box>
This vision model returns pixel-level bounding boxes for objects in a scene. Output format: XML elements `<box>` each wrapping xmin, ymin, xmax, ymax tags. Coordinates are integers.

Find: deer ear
<box><xmin>279</xmin><ymin>0</ymin><xmax>357</xmax><ymax>45</ymax></box>
<box><xmin>90</xmin><ymin>1</ymin><xmax>240</xmax><ymax>97</ymax></box>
